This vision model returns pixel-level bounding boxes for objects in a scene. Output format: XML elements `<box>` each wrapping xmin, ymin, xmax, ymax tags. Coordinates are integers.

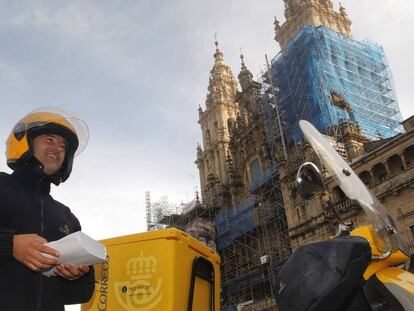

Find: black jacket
<box><xmin>0</xmin><ymin>168</ymin><xmax>95</xmax><ymax>311</ymax></box>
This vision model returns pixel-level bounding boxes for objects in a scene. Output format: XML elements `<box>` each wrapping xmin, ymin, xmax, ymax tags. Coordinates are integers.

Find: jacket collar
<box><xmin>12</xmin><ymin>161</ymin><xmax>51</xmax><ymax>194</ymax></box>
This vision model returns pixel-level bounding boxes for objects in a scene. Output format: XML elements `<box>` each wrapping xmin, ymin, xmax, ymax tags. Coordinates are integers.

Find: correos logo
<box><xmin>97</xmin><ymin>257</ymin><xmax>110</xmax><ymax>311</ymax></box>
<box><xmin>114</xmin><ymin>251</ymin><xmax>163</xmax><ymax>311</ymax></box>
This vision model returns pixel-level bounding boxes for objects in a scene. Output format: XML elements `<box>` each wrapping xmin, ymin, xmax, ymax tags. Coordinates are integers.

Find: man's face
<box><xmin>33</xmin><ymin>134</ymin><xmax>67</xmax><ymax>175</ymax></box>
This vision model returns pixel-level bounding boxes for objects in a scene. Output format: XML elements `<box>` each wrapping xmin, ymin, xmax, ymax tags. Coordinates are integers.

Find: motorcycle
<box><xmin>275</xmin><ymin>120</ymin><xmax>414</xmax><ymax>311</ymax></box>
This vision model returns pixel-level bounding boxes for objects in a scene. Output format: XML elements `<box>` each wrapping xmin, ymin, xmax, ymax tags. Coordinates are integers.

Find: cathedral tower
<box><xmin>275</xmin><ymin>0</ymin><xmax>351</xmax><ymax>50</ymax></box>
<box><xmin>269</xmin><ymin>0</ymin><xmax>402</xmax><ymax>142</ymax></box>
<box><xmin>196</xmin><ymin>41</ymin><xmax>239</xmax><ymax>204</ymax></box>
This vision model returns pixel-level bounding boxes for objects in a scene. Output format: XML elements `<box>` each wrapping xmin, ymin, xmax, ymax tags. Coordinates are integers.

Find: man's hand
<box><xmin>13</xmin><ymin>234</ymin><xmax>60</xmax><ymax>272</ymax></box>
<box><xmin>55</xmin><ymin>263</ymin><xmax>89</xmax><ymax>281</ymax></box>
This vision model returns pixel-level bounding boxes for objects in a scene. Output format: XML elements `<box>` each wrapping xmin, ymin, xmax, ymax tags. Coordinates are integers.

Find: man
<box><xmin>0</xmin><ymin>108</ymin><xmax>95</xmax><ymax>310</ymax></box>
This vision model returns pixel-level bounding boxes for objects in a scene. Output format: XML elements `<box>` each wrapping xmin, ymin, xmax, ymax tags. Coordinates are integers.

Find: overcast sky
<box><xmin>0</xmin><ymin>1</ymin><xmax>413</xmax><ymax>308</ymax></box>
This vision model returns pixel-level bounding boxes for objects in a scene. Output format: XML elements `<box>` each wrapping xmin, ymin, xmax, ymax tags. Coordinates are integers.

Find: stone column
<box><xmin>369</xmin><ymin>169</ymin><xmax>376</xmax><ymax>186</ymax></box>
<box><xmin>383</xmin><ymin>161</ymin><xmax>391</xmax><ymax>178</ymax></box>
<box><xmin>199</xmin><ymin>162</ymin><xmax>207</xmax><ymax>202</ymax></box>
<box><xmin>218</xmin><ymin>146</ymin><xmax>226</xmax><ymax>184</ymax></box>
<box><xmin>400</xmin><ymin>153</ymin><xmax>408</xmax><ymax>170</ymax></box>
<box><xmin>205</xmin><ymin>155</ymin><xmax>210</xmax><ymax>179</ymax></box>
<box><xmin>213</xmin><ymin>149</ymin><xmax>220</xmax><ymax>181</ymax></box>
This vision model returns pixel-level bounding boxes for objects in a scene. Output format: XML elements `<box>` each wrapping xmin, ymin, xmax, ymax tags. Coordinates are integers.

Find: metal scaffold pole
<box><xmin>145</xmin><ymin>191</ymin><xmax>152</xmax><ymax>231</ymax></box>
<box><xmin>265</xmin><ymin>54</ymin><xmax>288</xmax><ymax>162</ymax></box>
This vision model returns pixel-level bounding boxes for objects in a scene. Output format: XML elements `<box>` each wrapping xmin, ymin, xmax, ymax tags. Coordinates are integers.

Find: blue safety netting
<box><xmin>248</xmin><ymin>165</ymin><xmax>278</xmax><ymax>193</ymax></box>
<box><xmin>215</xmin><ymin>195</ymin><xmax>285</xmax><ymax>251</ymax></box>
<box><xmin>268</xmin><ymin>25</ymin><xmax>403</xmax><ymax>143</ymax></box>
<box><xmin>215</xmin><ymin>196</ymin><xmax>257</xmax><ymax>250</ymax></box>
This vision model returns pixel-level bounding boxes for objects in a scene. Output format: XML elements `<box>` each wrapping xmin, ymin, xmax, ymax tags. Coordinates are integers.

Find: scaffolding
<box><xmin>215</xmin><ymin>171</ymin><xmax>291</xmax><ymax>309</ymax></box>
<box><xmin>146</xmin><ymin>194</ymin><xmax>180</xmax><ymax>231</ymax></box>
<box><xmin>145</xmin><ymin>191</ymin><xmax>151</xmax><ymax>231</ymax></box>
<box><xmin>148</xmin><ymin>194</ymin><xmax>217</xmax><ymax>249</ymax></box>
<box><xmin>255</xmin><ymin>62</ymin><xmax>293</xmax><ymax>303</ymax></box>
<box><xmin>269</xmin><ymin>24</ymin><xmax>403</xmax><ymax>143</ymax></box>
<box><xmin>214</xmin><ymin>63</ymin><xmax>292</xmax><ymax>309</ymax></box>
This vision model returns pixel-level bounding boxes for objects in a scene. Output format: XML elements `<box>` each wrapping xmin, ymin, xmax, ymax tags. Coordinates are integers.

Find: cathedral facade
<box><xmin>195</xmin><ymin>1</ymin><xmax>414</xmax><ymax>310</ymax></box>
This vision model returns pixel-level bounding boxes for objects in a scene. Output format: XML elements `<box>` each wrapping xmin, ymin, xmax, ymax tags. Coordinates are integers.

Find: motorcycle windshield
<box><xmin>299</xmin><ymin>120</ymin><xmax>401</xmax><ymax>254</ymax></box>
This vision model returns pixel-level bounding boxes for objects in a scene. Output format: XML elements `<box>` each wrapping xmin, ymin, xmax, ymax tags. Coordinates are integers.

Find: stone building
<box><xmin>271</xmin><ymin>0</ymin><xmax>403</xmax><ymax>142</ymax></box>
<box><xmin>196</xmin><ymin>41</ymin><xmax>239</xmax><ymax>211</ymax></box>
<box><xmin>280</xmin><ymin>120</ymin><xmax>414</xmax><ymax>253</ymax></box>
<box><xmin>196</xmin><ymin>43</ymin><xmax>290</xmax><ymax>309</ymax></box>
<box><xmin>274</xmin><ymin>0</ymin><xmax>351</xmax><ymax>50</ymax></box>
<box><xmin>193</xmin><ymin>1</ymin><xmax>413</xmax><ymax>310</ymax></box>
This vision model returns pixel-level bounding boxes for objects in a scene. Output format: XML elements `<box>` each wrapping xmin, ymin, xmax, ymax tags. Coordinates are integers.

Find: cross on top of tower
<box><xmin>213</xmin><ymin>33</ymin><xmax>224</xmax><ymax>62</ymax></box>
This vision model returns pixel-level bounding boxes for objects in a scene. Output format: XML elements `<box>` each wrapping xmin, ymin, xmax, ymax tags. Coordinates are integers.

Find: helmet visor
<box><xmin>20</xmin><ymin>107</ymin><xmax>89</xmax><ymax>157</ymax></box>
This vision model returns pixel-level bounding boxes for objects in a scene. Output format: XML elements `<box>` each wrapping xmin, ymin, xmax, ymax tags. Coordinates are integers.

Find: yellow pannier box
<box><xmin>81</xmin><ymin>228</ymin><xmax>220</xmax><ymax>311</ymax></box>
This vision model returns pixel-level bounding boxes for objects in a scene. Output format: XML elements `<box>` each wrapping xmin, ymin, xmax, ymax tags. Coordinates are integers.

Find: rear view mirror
<box><xmin>296</xmin><ymin>162</ymin><xmax>325</xmax><ymax>199</ymax></box>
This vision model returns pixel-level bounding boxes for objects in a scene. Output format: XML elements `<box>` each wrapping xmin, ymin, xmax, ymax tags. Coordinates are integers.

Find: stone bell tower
<box><xmin>196</xmin><ymin>40</ymin><xmax>240</xmax><ymax>205</ymax></box>
<box><xmin>274</xmin><ymin>0</ymin><xmax>352</xmax><ymax>50</ymax></box>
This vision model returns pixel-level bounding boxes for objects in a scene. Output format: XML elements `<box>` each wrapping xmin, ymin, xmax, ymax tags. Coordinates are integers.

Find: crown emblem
<box><xmin>126</xmin><ymin>251</ymin><xmax>157</xmax><ymax>280</ymax></box>
<box><xmin>115</xmin><ymin>251</ymin><xmax>163</xmax><ymax>310</ymax></box>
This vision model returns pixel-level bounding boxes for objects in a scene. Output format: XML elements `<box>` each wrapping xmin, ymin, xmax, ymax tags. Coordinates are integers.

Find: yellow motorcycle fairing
<box><xmin>350</xmin><ymin>226</ymin><xmax>409</xmax><ymax>280</ymax></box>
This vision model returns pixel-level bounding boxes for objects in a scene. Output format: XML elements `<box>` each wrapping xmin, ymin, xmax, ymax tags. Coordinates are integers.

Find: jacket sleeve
<box><xmin>59</xmin><ymin>213</ymin><xmax>96</xmax><ymax>304</ymax></box>
<box><xmin>59</xmin><ymin>266</ymin><xmax>96</xmax><ymax>304</ymax></box>
<box><xmin>0</xmin><ymin>174</ymin><xmax>14</xmax><ymax>262</ymax></box>
<box><xmin>0</xmin><ymin>228</ymin><xmax>14</xmax><ymax>262</ymax></box>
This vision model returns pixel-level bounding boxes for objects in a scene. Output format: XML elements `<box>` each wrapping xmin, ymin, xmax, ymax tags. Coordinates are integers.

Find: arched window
<box><xmin>206</xmin><ymin>129</ymin><xmax>211</xmax><ymax>143</ymax></box>
<box><xmin>214</xmin><ymin>121</ymin><xmax>219</xmax><ymax>136</ymax></box>
<box><xmin>372</xmin><ymin>163</ymin><xmax>387</xmax><ymax>184</ymax></box>
<box><xmin>227</xmin><ymin>119</ymin><xmax>233</xmax><ymax>134</ymax></box>
<box><xmin>404</xmin><ymin>146</ymin><xmax>414</xmax><ymax>168</ymax></box>
<box><xmin>388</xmin><ymin>155</ymin><xmax>403</xmax><ymax>177</ymax></box>
<box><xmin>358</xmin><ymin>171</ymin><xmax>371</xmax><ymax>187</ymax></box>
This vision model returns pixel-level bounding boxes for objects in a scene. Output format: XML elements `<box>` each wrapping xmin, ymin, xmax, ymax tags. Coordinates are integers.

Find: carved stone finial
<box><xmin>238</xmin><ymin>51</ymin><xmax>253</xmax><ymax>90</ymax></box>
<box><xmin>339</xmin><ymin>2</ymin><xmax>347</xmax><ymax>17</ymax></box>
<box><xmin>214</xmin><ymin>33</ymin><xmax>220</xmax><ymax>51</ymax></box>
<box><xmin>274</xmin><ymin>16</ymin><xmax>280</xmax><ymax>29</ymax></box>
<box><xmin>197</xmin><ymin>143</ymin><xmax>203</xmax><ymax>156</ymax></box>
<box><xmin>240</xmin><ymin>51</ymin><xmax>246</xmax><ymax>69</ymax></box>
<box><xmin>195</xmin><ymin>192</ymin><xmax>201</xmax><ymax>205</ymax></box>
<box><xmin>213</xmin><ymin>33</ymin><xmax>224</xmax><ymax>62</ymax></box>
